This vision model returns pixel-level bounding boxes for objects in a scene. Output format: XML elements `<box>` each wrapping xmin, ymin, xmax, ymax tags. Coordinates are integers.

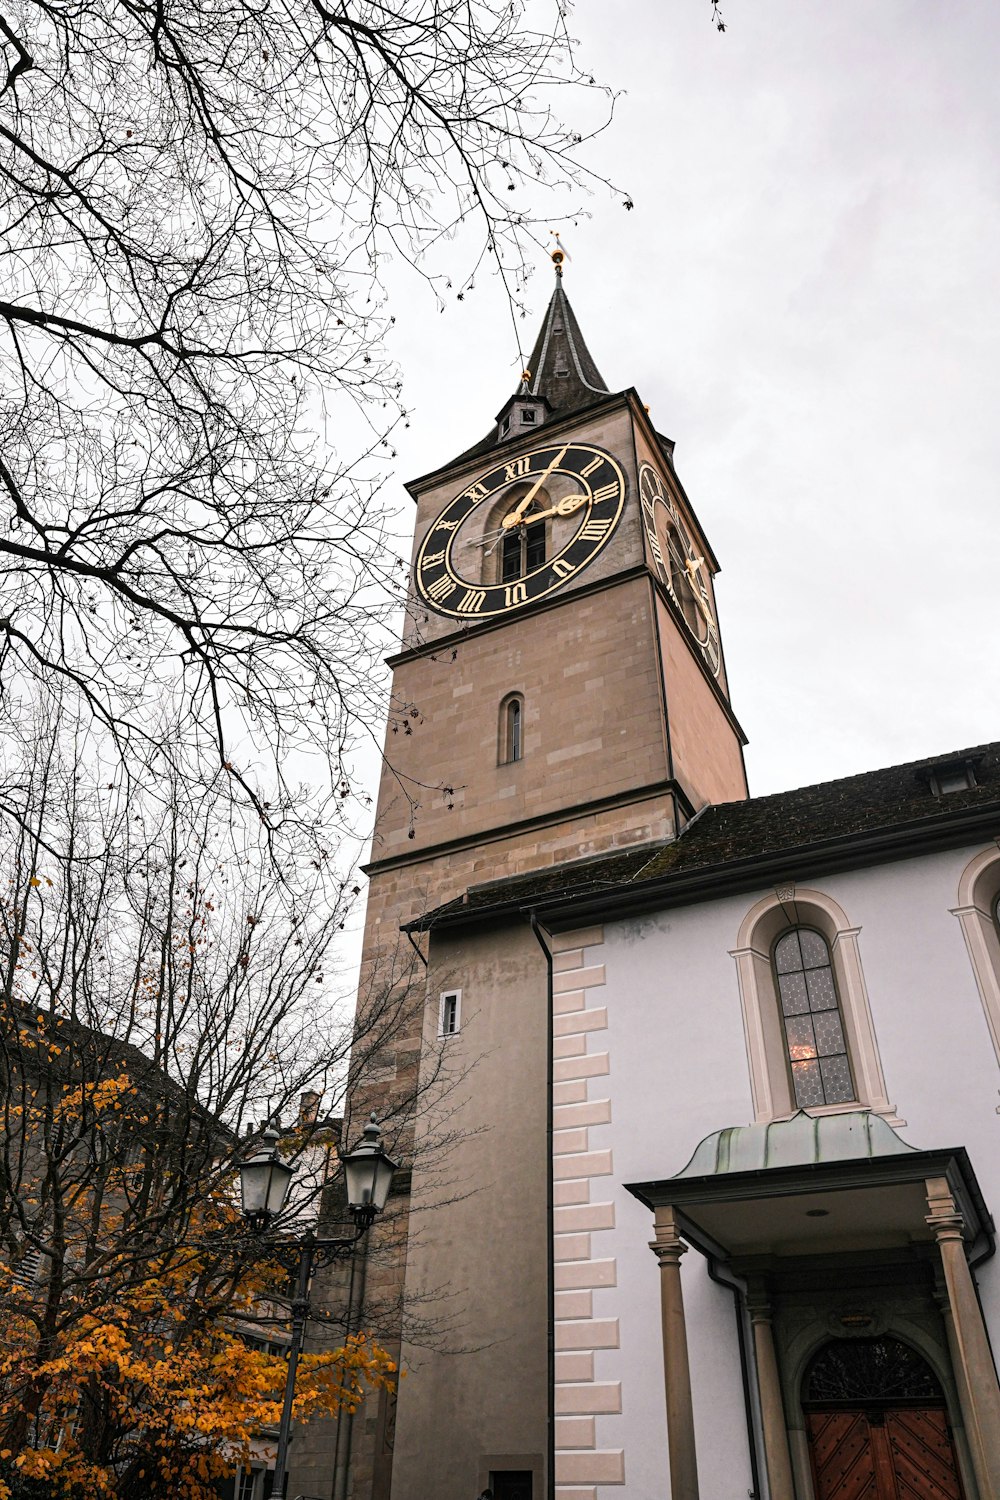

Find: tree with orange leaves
<box><xmin>0</xmin><ymin>727</ymin><xmax>435</xmax><ymax>1499</ymax></box>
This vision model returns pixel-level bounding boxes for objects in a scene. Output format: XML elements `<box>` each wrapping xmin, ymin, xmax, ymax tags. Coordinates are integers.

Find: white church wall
<box><xmin>551</xmin><ymin>904</ymin><xmax>759</xmax><ymax>1497</ymax></box>
<box><xmin>567</xmin><ymin>837</ymin><xmax>1000</xmax><ymax>1495</ymax></box>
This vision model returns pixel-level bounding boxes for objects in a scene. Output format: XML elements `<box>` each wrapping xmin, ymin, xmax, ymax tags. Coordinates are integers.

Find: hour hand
<box><xmin>554</xmin><ymin>493</ymin><xmax>587</xmax><ymax>516</ymax></box>
<box><xmin>500</xmin><ymin>494</ymin><xmax>587</xmax><ymax>530</ymax></box>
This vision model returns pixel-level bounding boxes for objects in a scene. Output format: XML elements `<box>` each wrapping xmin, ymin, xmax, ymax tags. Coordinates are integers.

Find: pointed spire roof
<box><xmin>519</xmin><ymin>274</ymin><xmax>610</xmax><ymax>415</ymax></box>
<box><xmin>439</xmin><ymin>259</ymin><xmax>615</xmax><ymax>472</ymax></box>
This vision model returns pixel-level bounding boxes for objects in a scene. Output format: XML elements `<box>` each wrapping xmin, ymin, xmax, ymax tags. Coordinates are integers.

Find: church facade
<box><xmin>331</xmin><ymin>261</ymin><xmax>1000</xmax><ymax>1500</ymax></box>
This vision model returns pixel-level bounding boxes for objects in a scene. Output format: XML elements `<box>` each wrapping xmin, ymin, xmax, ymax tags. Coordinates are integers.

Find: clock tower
<box><xmin>344</xmin><ymin>257</ymin><xmax>748</xmax><ymax>1500</ymax></box>
<box><xmin>370</xmin><ymin>258</ymin><xmax>746</xmax><ymax>894</ymax></box>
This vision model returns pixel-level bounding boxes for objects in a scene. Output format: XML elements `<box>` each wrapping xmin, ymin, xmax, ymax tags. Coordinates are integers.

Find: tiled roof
<box><xmin>11</xmin><ymin>1003</ymin><xmax>233</xmax><ymax>1139</ymax></box>
<box><xmin>410</xmin><ymin>741</ymin><xmax>1000</xmax><ymax>930</ymax></box>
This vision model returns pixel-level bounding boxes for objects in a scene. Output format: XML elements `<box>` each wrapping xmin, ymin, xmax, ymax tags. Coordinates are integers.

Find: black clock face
<box><xmin>414</xmin><ymin>441</ymin><xmax>627</xmax><ymax>620</ymax></box>
<box><xmin>638</xmin><ymin>461</ymin><xmax>721</xmax><ymax>677</ymax></box>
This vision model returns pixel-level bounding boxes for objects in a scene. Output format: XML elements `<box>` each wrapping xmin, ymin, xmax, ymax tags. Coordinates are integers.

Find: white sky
<box><xmin>378</xmin><ymin>0</ymin><xmax>1000</xmax><ymax>800</ymax></box>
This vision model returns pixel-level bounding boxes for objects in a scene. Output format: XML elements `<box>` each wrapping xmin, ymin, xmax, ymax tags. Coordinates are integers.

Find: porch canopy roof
<box><xmin>626</xmin><ymin>1110</ymin><xmax>994</xmax><ymax>1261</ymax></box>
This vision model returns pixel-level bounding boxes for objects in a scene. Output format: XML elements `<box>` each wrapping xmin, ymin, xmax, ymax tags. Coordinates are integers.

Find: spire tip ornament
<box><xmin>549</xmin><ymin>230</ymin><xmax>571</xmax><ymax>278</ymax></box>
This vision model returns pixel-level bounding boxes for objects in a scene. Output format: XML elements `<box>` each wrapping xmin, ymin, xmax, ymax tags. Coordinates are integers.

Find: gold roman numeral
<box><xmin>421</xmin><ymin>550</ymin><xmax>446</xmax><ymax>569</ymax></box>
<box><xmin>462</xmin><ymin>482</ymin><xmax>489</xmax><ymax>502</ymax></box>
<box><xmin>580</xmin><ymin>455</ymin><xmax>602</xmax><ymax>478</ymax></box>
<box><xmin>457</xmin><ymin>588</ymin><xmax>487</xmax><ymax>613</ymax></box>
<box><xmin>433</xmin><ymin>518</ymin><xmax>461</xmax><ymax>532</ymax></box>
<box><xmin>592</xmin><ymin>482</ymin><xmax>619</xmax><ymax>503</ymax></box>
<box><xmin>551</xmin><ymin>559</ymin><xmax>575</xmax><ymax>579</ymax></box>
<box><xmin>579</xmin><ymin>519</ymin><xmax>612</xmax><ymax>541</ymax></box>
<box><xmin>648</xmin><ymin>534</ymin><xmax>663</xmax><ymax>564</ymax></box>
<box><xmin>504</xmin><ymin>456</ymin><xmax>531</xmax><ymax>482</ymax></box>
<box><xmin>503</xmin><ymin>582</ymin><xmax>528</xmax><ymax>607</ymax></box>
<box><xmin>426</xmin><ymin>576</ymin><xmax>456</xmax><ymax>603</ymax></box>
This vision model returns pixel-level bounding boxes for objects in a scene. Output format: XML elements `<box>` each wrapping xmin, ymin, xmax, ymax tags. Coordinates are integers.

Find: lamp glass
<box><xmin>239</xmin><ymin>1134</ymin><xmax>294</xmax><ymax>1221</ymax></box>
<box><xmin>342</xmin><ymin>1122</ymin><xmax>397</xmax><ymax>1215</ymax></box>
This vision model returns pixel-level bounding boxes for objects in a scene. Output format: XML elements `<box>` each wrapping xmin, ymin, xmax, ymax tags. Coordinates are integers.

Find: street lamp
<box><xmin>238</xmin><ymin>1113</ymin><xmax>398</xmax><ymax>1500</ymax></box>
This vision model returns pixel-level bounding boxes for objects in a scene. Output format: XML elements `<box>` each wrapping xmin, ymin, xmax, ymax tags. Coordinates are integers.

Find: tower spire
<box><xmin>517</xmin><ymin>252</ymin><xmax>609</xmax><ymax>418</ymax></box>
<box><xmin>447</xmin><ymin>247</ymin><xmax>612</xmax><ymax>464</ymax></box>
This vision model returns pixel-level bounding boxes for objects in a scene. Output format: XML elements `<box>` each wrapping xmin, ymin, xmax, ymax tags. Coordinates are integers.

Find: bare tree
<box><xmin>0</xmin><ymin>716</ymin><xmax>464</xmax><ymax>1496</ymax></box>
<box><xmin>0</xmin><ymin>0</ymin><xmax>619</xmax><ymax>834</ymax></box>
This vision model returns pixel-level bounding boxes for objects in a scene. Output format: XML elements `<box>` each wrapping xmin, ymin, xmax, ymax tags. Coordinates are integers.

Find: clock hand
<box><xmin>478</xmin><ymin>489</ymin><xmax>585</xmax><ymax>546</ymax></box>
<box><xmin>502</xmin><ymin>445</ymin><xmax>569</xmax><ymax>529</ymax></box>
<box><xmin>474</xmin><ymin>524</ymin><xmax>514</xmax><ymax>547</ymax></box>
<box><xmin>481</xmin><ymin>493</ymin><xmax>588</xmax><ymax>561</ymax></box>
<box><xmin>523</xmin><ymin>493</ymin><xmax>588</xmax><ymax>524</ymax></box>
<box><xmin>683</xmin><ymin>557</ymin><xmax>716</xmax><ymax>626</ymax></box>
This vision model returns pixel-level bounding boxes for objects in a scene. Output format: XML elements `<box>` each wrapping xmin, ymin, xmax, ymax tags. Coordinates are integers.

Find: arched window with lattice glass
<box><xmin>772</xmin><ymin>928</ymin><xmax>856</xmax><ymax>1108</ymax></box>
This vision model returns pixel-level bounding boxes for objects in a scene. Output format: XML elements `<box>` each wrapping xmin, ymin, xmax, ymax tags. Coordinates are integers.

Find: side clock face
<box><xmin>638</xmin><ymin>461</ymin><xmax>721</xmax><ymax>677</ymax></box>
<box><xmin>414</xmin><ymin>441</ymin><xmax>627</xmax><ymax>620</ymax></box>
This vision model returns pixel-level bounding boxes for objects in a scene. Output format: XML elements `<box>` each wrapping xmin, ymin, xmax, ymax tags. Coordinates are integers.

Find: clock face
<box><xmin>414</xmin><ymin>441</ymin><xmax>627</xmax><ymax>621</ymax></box>
<box><xmin>638</xmin><ymin>461</ymin><xmax>721</xmax><ymax>677</ymax></box>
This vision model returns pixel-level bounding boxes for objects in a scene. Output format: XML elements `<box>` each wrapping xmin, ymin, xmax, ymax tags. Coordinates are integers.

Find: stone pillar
<box><xmin>927</xmin><ymin>1176</ymin><xmax>1000</xmax><ymax>1499</ymax></box>
<box><xmin>746</xmin><ymin>1284</ymin><xmax>795</xmax><ymax>1500</ymax></box>
<box><xmin>933</xmin><ymin>1275</ymin><xmax>980</xmax><ymax>1500</ymax></box>
<box><xmin>650</xmin><ymin>1207</ymin><xmax>699</xmax><ymax>1500</ymax></box>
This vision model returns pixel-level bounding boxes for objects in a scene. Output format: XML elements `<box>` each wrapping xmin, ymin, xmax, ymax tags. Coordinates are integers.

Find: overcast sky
<box><xmin>378</xmin><ymin>0</ymin><xmax>1000</xmax><ymax>801</ymax></box>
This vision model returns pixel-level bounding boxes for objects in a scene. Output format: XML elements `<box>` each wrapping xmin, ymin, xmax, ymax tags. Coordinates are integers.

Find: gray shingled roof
<box><xmin>408</xmin><ymin>741</ymin><xmax>1000</xmax><ymax>931</ymax></box>
<box><xmin>449</xmin><ymin>276</ymin><xmax>613</xmax><ymax>466</ymax></box>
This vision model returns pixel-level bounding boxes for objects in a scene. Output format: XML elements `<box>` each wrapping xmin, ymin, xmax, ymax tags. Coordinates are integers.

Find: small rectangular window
<box><xmin>921</xmin><ymin>759</ymin><xmax>978</xmax><ymax>796</ymax></box>
<box><xmin>521</xmin><ymin>408</ymin><xmax>536</xmax><ymax>423</ymax></box>
<box><xmin>936</xmin><ymin>767</ymin><xmax>975</xmax><ymax>794</ymax></box>
<box><xmin>237</xmin><ymin>1472</ymin><xmax>258</xmax><ymax>1500</ymax></box>
<box><xmin>439</xmin><ymin>990</ymin><xmax>461</xmax><ymax>1036</ymax></box>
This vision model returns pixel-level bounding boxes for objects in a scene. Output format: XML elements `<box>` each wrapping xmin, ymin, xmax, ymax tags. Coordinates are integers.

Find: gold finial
<box><xmin>521</xmin><ymin>368</ymin><xmax>532</xmax><ymax>382</ymax></box>
<box><xmin>549</xmin><ymin>231</ymin><xmax>571</xmax><ymax>277</ymax></box>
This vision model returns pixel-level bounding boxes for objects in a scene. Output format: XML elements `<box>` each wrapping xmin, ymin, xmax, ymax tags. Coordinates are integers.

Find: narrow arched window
<box><xmin>773</xmin><ymin>928</ymin><xmax>855</xmax><ymax>1109</ymax></box>
<box><xmin>499</xmin><ymin>694</ymin><xmax>524</xmax><ymax>765</ymax></box>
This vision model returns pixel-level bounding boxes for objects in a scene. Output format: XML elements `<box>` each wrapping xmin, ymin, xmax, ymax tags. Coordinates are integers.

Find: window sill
<box><xmin>769</xmin><ymin>1100</ymin><xmax>906</xmax><ymax>1129</ymax></box>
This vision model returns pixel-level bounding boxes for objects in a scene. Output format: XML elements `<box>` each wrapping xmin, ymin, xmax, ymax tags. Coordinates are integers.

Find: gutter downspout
<box><xmin>968</xmin><ymin>1220</ymin><xmax>998</xmax><ymax>1381</ymax></box>
<box><xmin>704</xmin><ymin>1254</ymin><xmax>764</xmax><ymax>1500</ymax></box>
<box><xmin>530</xmin><ymin>910</ymin><xmax>556</xmax><ymax>1500</ymax></box>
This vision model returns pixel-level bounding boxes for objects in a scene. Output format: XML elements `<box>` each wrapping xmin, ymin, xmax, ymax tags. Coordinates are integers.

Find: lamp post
<box><xmin>239</xmin><ymin>1114</ymin><xmax>398</xmax><ymax>1500</ymax></box>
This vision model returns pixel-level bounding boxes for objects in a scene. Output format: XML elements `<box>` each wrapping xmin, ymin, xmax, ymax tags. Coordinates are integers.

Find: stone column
<box><xmin>746</xmin><ymin>1283</ymin><xmax>795</xmax><ymax>1500</ymax></box>
<box><xmin>650</xmin><ymin>1207</ymin><xmax>699</xmax><ymax>1500</ymax></box>
<box><xmin>933</xmin><ymin>1275</ymin><xmax>980</xmax><ymax>1500</ymax></box>
<box><xmin>927</xmin><ymin>1175</ymin><xmax>1000</xmax><ymax>1499</ymax></box>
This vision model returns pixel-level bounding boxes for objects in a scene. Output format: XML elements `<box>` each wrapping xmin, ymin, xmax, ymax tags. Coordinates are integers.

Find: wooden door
<box><xmin>808</xmin><ymin>1411</ymin><xmax>880</xmax><ymax>1498</ymax></box>
<box><xmin>807</xmin><ymin>1409</ymin><xmax>963</xmax><ymax>1499</ymax></box>
<box><xmin>883</xmin><ymin>1410</ymin><xmax>963</xmax><ymax>1499</ymax></box>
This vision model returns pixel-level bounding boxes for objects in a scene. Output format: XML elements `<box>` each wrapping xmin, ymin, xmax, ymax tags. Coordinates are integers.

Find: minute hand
<box><xmin>503</xmin><ymin>446</ymin><xmax>569</xmax><ymax>528</ymax></box>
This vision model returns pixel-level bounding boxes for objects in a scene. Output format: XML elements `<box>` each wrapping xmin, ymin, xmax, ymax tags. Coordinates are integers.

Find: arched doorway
<box><xmin>804</xmin><ymin>1336</ymin><xmax>964</xmax><ymax>1498</ymax></box>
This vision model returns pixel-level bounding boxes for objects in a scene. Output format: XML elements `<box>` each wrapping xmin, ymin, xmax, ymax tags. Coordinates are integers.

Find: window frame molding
<box><xmin>952</xmin><ymin>843</ymin><xmax>1000</xmax><ymax>1071</ymax></box>
<box><xmin>438</xmin><ymin>987</ymin><xmax>462</xmax><ymax>1038</ymax></box>
<box><xmin>730</xmin><ymin>886</ymin><xmax>899</xmax><ymax>1125</ymax></box>
<box><xmin>498</xmin><ymin>691</ymin><xmax>525</xmax><ymax>766</ymax></box>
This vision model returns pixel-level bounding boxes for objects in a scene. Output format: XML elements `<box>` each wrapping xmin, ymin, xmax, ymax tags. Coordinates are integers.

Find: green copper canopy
<box><xmin>675</xmin><ymin>1109</ymin><xmax>917</xmax><ymax>1179</ymax></box>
